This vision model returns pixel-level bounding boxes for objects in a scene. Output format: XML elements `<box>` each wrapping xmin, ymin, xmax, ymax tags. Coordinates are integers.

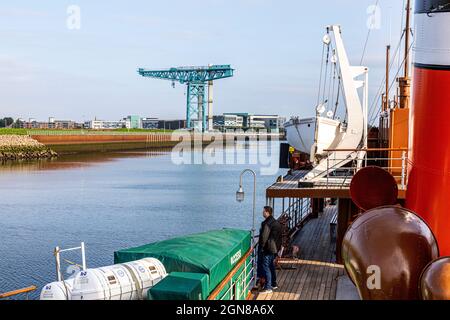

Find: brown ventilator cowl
<box><xmin>350</xmin><ymin>166</ymin><xmax>398</xmax><ymax>211</ymax></box>
<box><xmin>342</xmin><ymin>206</ymin><xmax>439</xmax><ymax>300</ymax></box>
<box><xmin>420</xmin><ymin>257</ymin><xmax>450</xmax><ymax>300</ymax></box>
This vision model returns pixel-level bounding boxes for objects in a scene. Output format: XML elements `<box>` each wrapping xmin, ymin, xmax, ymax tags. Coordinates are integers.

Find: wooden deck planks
<box><xmin>256</xmin><ymin>205</ymin><xmax>344</xmax><ymax>300</ymax></box>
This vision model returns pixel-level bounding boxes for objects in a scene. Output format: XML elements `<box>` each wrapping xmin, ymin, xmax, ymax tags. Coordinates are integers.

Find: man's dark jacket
<box><xmin>259</xmin><ymin>215</ymin><xmax>282</xmax><ymax>255</ymax></box>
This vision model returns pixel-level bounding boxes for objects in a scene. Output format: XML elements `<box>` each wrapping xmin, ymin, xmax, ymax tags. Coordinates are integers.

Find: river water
<box><xmin>0</xmin><ymin>141</ymin><xmax>284</xmax><ymax>299</ymax></box>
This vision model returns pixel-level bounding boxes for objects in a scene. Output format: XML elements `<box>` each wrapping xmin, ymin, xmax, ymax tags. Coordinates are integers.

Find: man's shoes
<box><xmin>259</xmin><ymin>289</ymin><xmax>273</xmax><ymax>294</ymax></box>
<box><xmin>272</xmin><ymin>286</ymin><xmax>279</xmax><ymax>290</ymax></box>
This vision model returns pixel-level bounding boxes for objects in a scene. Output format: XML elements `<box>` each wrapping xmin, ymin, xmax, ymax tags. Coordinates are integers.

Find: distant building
<box><xmin>214</xmin><ymin>113</ymin><xmax>285</xmax><ymax>132</ymax></box>
<box><xmin>158</xmin><ymin>120</ymin><xmax>186</xmax><ymax>130</ymax></box>
<box><xmin>16</xmin><ymin>119</ymin><xmax>77</xmax><ymax>129</ymax></box>
<box><xmin>85</xmin><ymin>120</ymin><xmax>126</xmax><ymax>130</ymax></box>
<box><xmin>277</xmin><ymin>117</ymin><xmax>287</xmax><ymax>129</ymax></box>
<box><xmin>125</xmin><ymin>115</ymin><xmax>141</xmax><ymax>129</ymax></box>
<box><xmin>141</xmin><ymin>117</ymin><xmax>159</xmax><ymax>130</ymax></box>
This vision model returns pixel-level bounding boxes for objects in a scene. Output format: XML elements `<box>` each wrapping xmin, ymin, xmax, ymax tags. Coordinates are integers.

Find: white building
<box><xmin>84</xmin><ymin>120</ymin><xmax>126</xmax><ymax>130</ymax></box>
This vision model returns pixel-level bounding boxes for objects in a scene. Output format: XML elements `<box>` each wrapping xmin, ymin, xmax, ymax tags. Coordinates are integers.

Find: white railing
<box><xmin>54</xmin><ymin>242</ymin><xmax>87</xmax><ymax>282</ymax></box>
<box><xmin>323</xmin><ymin>148</ymin><xmax>409</xmax><ymax>190</ymax></box>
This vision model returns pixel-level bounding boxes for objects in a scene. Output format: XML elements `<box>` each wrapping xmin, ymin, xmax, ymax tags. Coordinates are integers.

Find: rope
<box><xmin>332</xmin><ymin>70</ymin><xmax>342</xmax><ymax>120</ymax></box>
<box><xmin>62</xmin><ymin>258</ymin><xmax>83</xmax><ymax>269</ymax></box>
<box><xmin>367</xmin><ymin>30</ymin><xmax>405</xmax><ymax>124</ymax></box>
<box><xmin>317</xmin><ymin>43</ymin><xmax>326</xmax><ymax>106</ymax></box>
<box><xmin>322</xmin><ymin>44</ymin><xmax>331</xmax><ymax>104</ymax></box>
<box><xmin>326</xmin><ymin>48</ymin><xmax>335</xmax><ymax>110</ymax></box>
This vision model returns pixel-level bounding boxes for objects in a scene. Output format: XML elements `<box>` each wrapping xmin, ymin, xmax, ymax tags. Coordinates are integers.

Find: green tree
<box><xmin>0</xmin><ymin>117</ymin><xmax>15</xmax><ymax>128</ymax></box>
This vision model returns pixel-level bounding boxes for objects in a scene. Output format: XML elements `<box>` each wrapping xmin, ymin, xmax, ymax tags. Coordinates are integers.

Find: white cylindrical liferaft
<box><xmin>40</xmin><ymin>258</ymin><xmax>167</xmax><ymax>300</ymax></box>
<box><xmin>39</xmin><ymin>278</ymin><xmax>75</xmax><ymax>300</ymax></box>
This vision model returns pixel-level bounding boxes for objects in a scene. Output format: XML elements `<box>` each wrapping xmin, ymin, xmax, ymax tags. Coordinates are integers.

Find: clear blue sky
<box><xmin>0</xmin><ymin>0</ymin><xmax>406</xmax><ymax>122</ymax></box>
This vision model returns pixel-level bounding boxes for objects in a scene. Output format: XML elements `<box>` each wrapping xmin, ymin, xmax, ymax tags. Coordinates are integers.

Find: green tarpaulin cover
<box><xmin>148</xmin><ymin>272</ymin><xmax>209</xmax><ymax>300</ymax></box>
<box><xmin>114</xmin><ymin>228</ymin><xmax>251</xmax><ymax>293</ymax></box>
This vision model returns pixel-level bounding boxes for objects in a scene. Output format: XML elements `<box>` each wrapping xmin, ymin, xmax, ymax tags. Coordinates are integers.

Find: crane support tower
<box><xmin>138</xmin><ymin>65</ymin><xmax>234</xmax><ymax>132</ymax></box>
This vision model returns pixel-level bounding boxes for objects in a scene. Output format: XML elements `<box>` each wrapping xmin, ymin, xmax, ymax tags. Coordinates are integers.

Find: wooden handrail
<box><xmin>324</xmin><ymin>148</ymin><xmax>409</xmax><ymax>152</ymax></box>
<box><xmin>0</xmin><ymin>286</ymin><xmax>37</xmax><ymax>299</ymax></box>
<box><xmin>207</xmin><ymin>247</ymin><xmax>254</xmax><ymax>300</ymax></box>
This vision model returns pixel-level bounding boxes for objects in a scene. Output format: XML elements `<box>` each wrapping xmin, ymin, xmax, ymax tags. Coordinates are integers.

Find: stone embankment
<box><xmin>0</xmin><ymin>135</ymin><xmax>57</xmax><ymax>161</ymax></box>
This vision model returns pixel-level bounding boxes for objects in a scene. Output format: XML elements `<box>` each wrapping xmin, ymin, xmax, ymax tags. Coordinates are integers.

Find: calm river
<box><xmin>0</xmin><ymin>141</ymin><xmax>284</xmax><ymax>299</ymax></box>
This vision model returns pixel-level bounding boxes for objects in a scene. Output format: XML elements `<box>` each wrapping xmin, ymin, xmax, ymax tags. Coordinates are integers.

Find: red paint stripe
<box><xmin>406</xmin><ymin>66</ymin><xmax>450</xmax><ymax>256</ymax></box>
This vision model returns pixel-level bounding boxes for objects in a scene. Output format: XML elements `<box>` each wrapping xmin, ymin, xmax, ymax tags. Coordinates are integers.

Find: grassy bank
<box><xmin>0</xmin><ymin>128</ymin><xmax>174</xmax><ymax>135</ymax></box>
<box><xmin>0</xmin><ymin>128</ymin><xmax>28</xmax><ymax>135</ymax></box>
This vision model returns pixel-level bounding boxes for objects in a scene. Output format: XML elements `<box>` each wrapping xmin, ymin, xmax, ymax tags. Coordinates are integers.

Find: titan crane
<box><xmin>138</xmin><ymin>65</ymin><xmax>234</xmax><ymax>132</ymax></box>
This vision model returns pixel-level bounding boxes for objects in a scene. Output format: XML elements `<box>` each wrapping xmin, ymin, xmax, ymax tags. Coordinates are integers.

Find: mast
<box><xmin>404</xmin><ymin>0</ymin><xmax>411</xmax><ymax>78</ymax></box>
<box><xmin>385</xmin><ymin>45</ymin><xmax>391</xmax><ymax>111</ymax></box>
<box><xmin>398</xmin><ymin>0</ymin><xmax>411</xmax><ymax>109</ymax></box>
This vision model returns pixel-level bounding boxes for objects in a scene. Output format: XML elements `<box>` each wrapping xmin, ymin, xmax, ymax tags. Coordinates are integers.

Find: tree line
<box><xmin>0</xmin><ymin>117</ymin><xmax>14</xmax><ymax>128</ymax></box>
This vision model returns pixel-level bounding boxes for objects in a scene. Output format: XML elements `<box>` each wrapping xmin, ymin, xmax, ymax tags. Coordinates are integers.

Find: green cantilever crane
<box><xmin>138</xmin><ymin>65</ymin><xmax>234</xmax><ymax>132</ymax></box>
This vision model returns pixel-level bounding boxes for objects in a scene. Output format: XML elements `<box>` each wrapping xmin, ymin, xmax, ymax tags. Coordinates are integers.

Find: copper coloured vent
<box><xmin>342</xmin><ymin>206</ymin><xmax>439</xmax><ymax>300</ymax></box>
<box><xmin>420</xmin><ymin>257</ymin><xmax>450</xmax><ymax>300</ymax></box>
<box><xmin>350</xmin><ymin>166</ymin><xmax>398</xmax><ymax>211</ymax></box>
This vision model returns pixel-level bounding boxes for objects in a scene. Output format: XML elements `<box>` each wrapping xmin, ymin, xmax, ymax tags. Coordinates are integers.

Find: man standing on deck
<box><xmin>258</xmin><ymin>206</ymin><xmax>282</xmax><ymax>294</ymax></box>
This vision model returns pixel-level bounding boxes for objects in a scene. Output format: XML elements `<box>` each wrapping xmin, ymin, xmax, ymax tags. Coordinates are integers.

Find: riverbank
<box><xmin>0</xmin><ymin>135</ymin><xmax>57</xmax><ymax>161</ymax></box>
<box><xmin>0</xmin><ymin>129</ymin><xmax>284</xmax><ymax>156</ymax></box>
<box><xmin>31</xmin><ymin>133</ymin><xmax>179</xmax><ymax>154</ymax></box>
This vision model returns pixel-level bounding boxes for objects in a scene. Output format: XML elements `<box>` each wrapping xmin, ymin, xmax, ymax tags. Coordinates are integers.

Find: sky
<box><xmin>0</xmin><ymin>0</ymin><xmax>407</xmax><ymax>122</ymax></box>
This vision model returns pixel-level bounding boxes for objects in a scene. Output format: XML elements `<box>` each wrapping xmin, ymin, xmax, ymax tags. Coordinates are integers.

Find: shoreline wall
<box><xmin>30</xmin><ymin>134</ymin><xmax>179</xmax><ymax>154</ymax></box>
<box><xmin>29</xmin><ymin>132</ymin><xmax>284</xmax><ymax>154</ymax></box>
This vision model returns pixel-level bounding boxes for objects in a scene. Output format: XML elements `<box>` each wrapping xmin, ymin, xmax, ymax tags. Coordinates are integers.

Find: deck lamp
<box><xmin>236</xmin><ymin>186</ymin><xmax>245</xmax><ymax>202</ymax></box>
<box><xmin>236</xmin><ymin>169</ymin><xmax>257</xmax><ymax>244</ymax></box>
<box><xmin>236</xmin><ymin>169</ymin><xmax>257</xmax><ymax>288</ymax></box>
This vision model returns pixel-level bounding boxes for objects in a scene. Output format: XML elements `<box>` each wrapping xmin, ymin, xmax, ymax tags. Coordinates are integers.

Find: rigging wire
<box><xmin>366</xmin><ymin>30</ymin><xmax>405</xmax><ymax>123</ymax></box>
<box><xmin>330</xmin><ymin>53</ymin><xmax>338</xmax><ymax>115</ymax></box>
<box><xmin>368</xmin><ymin>41</ymin><xmax>414</xmax><ymax>128</ymax></box>
<box><xmin>322</xmin><ymin>43</ymin><xmax>331</xmax><ymax>104</ymax></box>
<box><xmin>317</xmin><ymin>43</ymin><xmax>326</xmax><ymax>107</ymax></box>
<box><xmin>398</xmin><ymin>0</ymin><xmax>406</xmax><ymax>72</ymax></box>
<box><xmin>326</xmin><ymin>47</ymin><xmax>335</xmax><ymax>110</ymax></box>
<box><xmin>333</xmin><ymin>72</ymin><xmax>342</xmax><ymax>120</ymax></box>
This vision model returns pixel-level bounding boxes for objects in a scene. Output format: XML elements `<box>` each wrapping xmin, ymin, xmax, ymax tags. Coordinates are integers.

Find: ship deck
<box><xmin>266</xmin><ymin>170</ymin><xmax>406</xmax><ymax>199</ymax></box>
<box><xmin>254</xmin><ymin>205</ymin><xmax>346</xmax><ymax>300</ymax></box>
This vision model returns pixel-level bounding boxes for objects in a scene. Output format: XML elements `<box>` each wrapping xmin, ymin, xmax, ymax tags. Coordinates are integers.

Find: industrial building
<box><xmin>213</xmin><ymin>113</ymin><xmax>286</xmax><ymax>132</ymax></box>
<box><xmin>158</xmin><ymin>120</ymin><xmax>186</xmax><ymax>131</ymax></box>
<box><xmin>84</xmin><ymin>120</ymin><xmax>125</xmax><ymax>130</ymax></box>
<box><xmin>84</xmin><ymin>115</ymin><xmax>142</xmax><ymax>130</ymax></box>
<box><xmin>141</xmin><ymin>118</ymin><xmax>159</xmax><ymax>129</ymax></box>
<box><xmin>16</xmin><ymin>118</ymin><xmax>79</xmax><ymax>130</ymax></box>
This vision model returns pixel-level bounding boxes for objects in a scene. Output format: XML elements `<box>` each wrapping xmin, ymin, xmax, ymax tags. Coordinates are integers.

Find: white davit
<box><xmin>40</xmin><ymin>258</ymin><xmax>167</xmax><ymax>300</ymax></box>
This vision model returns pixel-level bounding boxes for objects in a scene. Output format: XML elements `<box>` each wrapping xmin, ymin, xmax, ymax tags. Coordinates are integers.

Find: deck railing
<box><xmin>323</xmin><ymin>148</ymin><xmax>409</xmax><ymax>190</ymax></box>
<box><xmin>208</xmin><ymin>243</ymin><xmax>257</xmax><ymax>300</ymax></box>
